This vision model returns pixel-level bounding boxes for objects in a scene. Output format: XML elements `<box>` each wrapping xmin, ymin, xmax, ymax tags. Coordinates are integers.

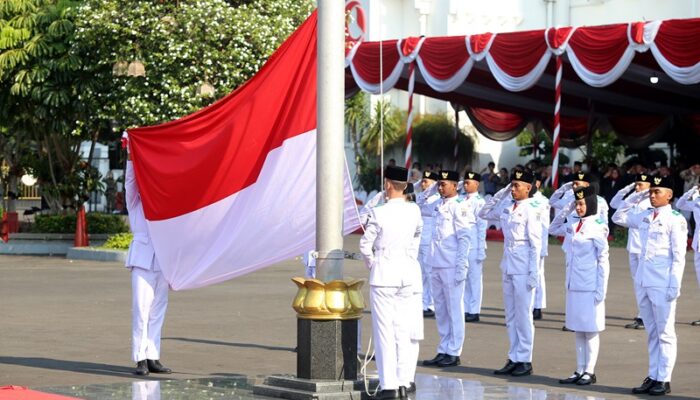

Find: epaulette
<box><xmin>595</xmin><ymin>218</ymin><xmax>605</xmax><ymax>224</ymax></box>
<box><xmin>456</xmin><ymin>198</ymin><xmax>464</xmax><ymax>203</ymax></box>
<box><xmin>529</xmin><ymin>201</ymin><xmax>540</xmax><ymax>208</ymax></box>
<box><xmin>671</xmin><ymin>210</ymin><xmax>681</xmax><ymax>216</ymax></box>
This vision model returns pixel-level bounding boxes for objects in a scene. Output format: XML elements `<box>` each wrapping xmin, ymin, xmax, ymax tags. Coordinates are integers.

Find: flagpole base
<box><xmin>253</xmin><ymin>374</ymin><xmax>378</xmax><ymax>400</ymax></box>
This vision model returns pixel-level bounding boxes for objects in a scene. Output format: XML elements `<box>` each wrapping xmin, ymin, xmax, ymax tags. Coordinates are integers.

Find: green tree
<box><xmin>516</xmin><ymin>129</ymin><xmax>570</xmax><ymax>166</ymax></box>
<box><xmin>359</xmin><ymin>99</ymin><xmax>404</xmax><ymax>155</ymax></box>
<box><xmin>590</xmin><ymin>129</ymin><xmax>624</xmax><ymax>168</ymax></box>
<box><xmin>412</xmin><ymin>113</ymin><xmax>473</xmax><ymax>169</ymax></box>
<box><xmin>0</xmin><ymin>0</ymin><xmax>87</xmax><ymax>212</ymax></box>
<box><xmin>344</xmin><ymin>91</ymin><xmax>370</xmax><ymax>179</ymax></box>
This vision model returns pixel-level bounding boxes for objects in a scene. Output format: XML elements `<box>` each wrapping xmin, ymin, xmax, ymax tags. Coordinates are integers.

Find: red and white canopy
<box><xmin>345</xmin><ymin>17</ymin><xmax>700</xmax><ymax>148</ymax></box>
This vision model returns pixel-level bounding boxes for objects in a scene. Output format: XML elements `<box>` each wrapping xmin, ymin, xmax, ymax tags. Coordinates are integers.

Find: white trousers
<box><xmin>370</xmin><ymin>285</ymin><xmax>413</xmax><ymax>390</ymax></box>
<box><xmin>574</xmin><ymin>331</ymin><xmax>599</xmax><ymax>374</ymax></box>
<box><xmin>431</xmin><ymin>268</ymin><xmax>465</xmax><ymax>356</ymax></box>
<box><xmin>695</xmin><ymin>251</ymin><xmax>700</xmax><ymax>289</ymax></box>
<box><xmin>629</xmin><ymin>253</ymin><xmax>642</xmax><ymax>319</ymax></box>
<box><xmin>534</xmin><ymin>257</ymin><xmax>546</xmax><ymax>309</ymax></box>
<box><xmin>419</xmin><ymin>245</ymin><xmax>433</xmax><ymax>310</ymax></box>
<box><xmin>404</xmin><ymin>289</ymin><xmax>423</xmax><ymax>385</ymax></box>
<box><xmin>638</xmin><ymin>286</ymin><xmax>677</xmax><ymax>382</ymax></box>
<box><xmin>502</xmin><ymin>273</ymin><xmax>535</xmax><ymax>363</ymax></box>
<box><xmin>132</xmin><ymin>267</ymin><xmax>169</xmax><ymax>362</ymax></box>
<box><xmin>463</xmin><ymin>252</ymin><xmax>483</xmax><ymax>314</ymax></box>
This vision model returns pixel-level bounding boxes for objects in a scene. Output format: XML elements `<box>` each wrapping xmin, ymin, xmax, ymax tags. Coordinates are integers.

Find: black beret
<box><xmin>438</xmin><ymin>170</ymin><xmax>460</xmax><ymax>182</ymax></box>
<box><xmin>636</xmin><ymin>173</ymin><xmax>651</xmax><ymax>183</ymax></box>
<box><xmin>385</xmin><ymin>166</ymin><xmax>408</xmax><ymax>182</ymax></box>
<box><xmin>572</xmin><ymin>172</ymin><xmax>591</xmax><ymax>183</ymax></box>
<box><xmin>422</xmin><ymin>171</ymin><xmax>440</xmax><ymax>181</ymax></box>
<box><xmin>574</xmin><ymin>186</ymin><xmax>596</xmax><ymax>200</ymax></box>
<box><xmin>650</xmin><ymin>175</ymin><xmax>673</xmax><ymax>190</ymax></box>
<box><xmin>463</xmin><ymin>171</ymin><xmax>481</xmax><ymax>182</ymax></box>
<box><xmin>511</xmin><ymin>170</ymin><xmax>534</xmax><ymax>183</ymax></box>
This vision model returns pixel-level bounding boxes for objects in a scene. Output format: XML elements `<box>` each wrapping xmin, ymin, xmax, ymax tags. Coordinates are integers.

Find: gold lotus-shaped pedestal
<box><xmin>291</xmin><ymin>277</ymin><xmax>365</xmax><ymax>320</ymax></box>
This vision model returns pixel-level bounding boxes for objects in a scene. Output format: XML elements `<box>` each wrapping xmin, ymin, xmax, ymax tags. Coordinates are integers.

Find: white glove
<box><xmin>455</xmin><ymin>267</ymin><xmax>468</xmax><ymax>285</ymax></box>
<box><xmin>526</xmin><ymin>270</ymin><xmax>539</xmax><ymax>290</ymax></box>
<box><xmin>628</xmin><ymin>188</ymin><xmax>649</xmax><ymax>203</ymax></box>
<box><xmin>594</xmin><ymin>288</ymin><xmax>605</xmax><ymax>304</ymax></box>
<box><xmin>666</xmin><ymin>286</ymin><xmax>680</xmax><ymax>301</ymax></box>
<box><xmin>493</xmin><ymin>184</ymin><xmax>511</xmax><ymax>201</ymax></box>
<box><xmin>121</xmin><ymin>131</ymin><xmax>129</xmax><ymax>153</ymax></box>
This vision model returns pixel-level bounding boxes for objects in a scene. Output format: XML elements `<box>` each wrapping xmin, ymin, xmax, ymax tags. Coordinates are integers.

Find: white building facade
<box><xmin>349</xmin><ymin>0</ymin><xmax>700</xmax><ymax>176</ymax></box>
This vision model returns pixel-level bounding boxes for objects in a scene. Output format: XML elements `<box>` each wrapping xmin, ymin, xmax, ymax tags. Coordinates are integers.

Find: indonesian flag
<box><xmin>126</xmin><ymin>11</ymin><xmax>360</xmax><ymax>290</ymax></box>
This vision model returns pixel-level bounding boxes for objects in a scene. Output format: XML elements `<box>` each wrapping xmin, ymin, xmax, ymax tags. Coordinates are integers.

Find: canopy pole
<box><xmin>453</xmin><ymin>103</ymin><xmax>460</xmax><ymax>170</ymax></box>
<box><xmin>404</xmin><ymin>62</ymin><xmax>416</xmax><ymax>176</ymax></box>
<box><xmin>316</xmin><ymin>0</ymin><xmax>346</xmax><ymax>282</ymax></box>
<box><xmin>550</xmin><ymin>55</ymin><xmax>562</xmax><ymax>189</ymax></box>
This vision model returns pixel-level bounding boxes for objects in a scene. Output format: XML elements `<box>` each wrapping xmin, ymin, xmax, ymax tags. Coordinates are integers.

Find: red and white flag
<box><xmin>127</xmin><ymin>11</ymin><xmax>360</xmax><ymax>290</ymax></box>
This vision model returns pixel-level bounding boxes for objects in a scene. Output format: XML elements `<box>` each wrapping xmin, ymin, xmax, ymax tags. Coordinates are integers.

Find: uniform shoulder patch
<box><xmin>529</xmin><ymin>201</ymin><xmax>539</xmax><ymax>208</ymax></box>
<box><xmin>456</xmin><ymin>198</ymin><xmax>464</xmax><ymax>203</ymax></box>
<box><xmin>671</xmin><ymin>210</ymin><xmax>681</xmax><ymax>216</ymax></box>
<box><xmin>595</xmin><ymin>218</ymin><xmax>605</xmax><ymax>224</ymax></box>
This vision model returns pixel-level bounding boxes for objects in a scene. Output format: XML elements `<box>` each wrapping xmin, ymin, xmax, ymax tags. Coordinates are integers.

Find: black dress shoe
<box><xmin>691</xmin><ymin>319</ymin><xmax>700</xmax><ymax>326</ymax></box>
<box><xmin>147</xmin><ymin>359</ymin><xmax>172</xmax><ymax>374</ymax></box>
<box><xmin>632</xmin><ymin>377</ymin><xmax>656</xmax><ymax>394</ymax></box>
<box><xmin>465</xmin><ymin>313</ymin><xmax>480</xmax><ymax>322</ymax></box>
<box><xmin>373</xmin><ymin>389</ymin><xmax>400</xmax><ymax>400</ymax></box>
<box><xmin>511</xmin><ymin>362</ymin><xmax>533</xmax><ymax>376</ymax></box>
<box><xmin>625</xmin><ymin>318</ymin><xmax>644</xmax><ymax>329</ymax></box>
<box><xmin>398</xmin><ymin>386</ymin><xmax>408</xmax><ymax>399</ymax></box>
<box><xmin>436</xmin><ymin>355</ymin><xmax>460</xmax><ymax>367</ymax></box>
<box><xmin>422</xmin><ymin>353</ymin><xmax>446</xmax><ymax>366</ymax></box>
<box><xmin>649</xmin><ymin>381</ymin><xmax>671</xmax><ymax>396</ymax></box>
<box><xmin>134</xmin><ymin>360</ymin><xmax>149</xmax><ymax>376</ymax></box>
<box><xmin>562</xmin><ymin>325</ymin><xmax>574</xmax><ymax>332</ymax></box>
<box><xmin>406</xmin><ymin>382</ymin><xmax>416</xmax><ymax>393</ymax></box>
<box><xmin>576</xmin><ymin>372</ymin><xmax>596</xmax><ymax>385</ymax></box>
<box><xmin>494</xmin><ymin>359</ymin><xmax>517</xmax><ymax>375</ymax></box>
<box><xmin>558</xmin><ymin>372</ymin><xmax>581</xmax><ymax>384</ymax></box>
<box><xmin>533</xmin><ymin>308</ymin><xmax>542</xmax><ymax>320</ymax></box>
<box><xmin>423</xmin><ymin>309</ymin><xmax>435</xmax><ymax>317</ymax></box>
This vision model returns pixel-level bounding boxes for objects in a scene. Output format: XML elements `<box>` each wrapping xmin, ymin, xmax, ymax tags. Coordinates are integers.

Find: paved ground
<box><xmin>1</xmin><ymin>236</ymin><xmax>699</xmax><ymax>399</ymax></box>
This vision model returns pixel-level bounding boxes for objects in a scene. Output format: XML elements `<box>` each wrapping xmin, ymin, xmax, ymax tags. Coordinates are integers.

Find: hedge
<box><xmin>33</xmin><ymin>213</ymin><xmax>129</xmax><ymax>234</ymax></box>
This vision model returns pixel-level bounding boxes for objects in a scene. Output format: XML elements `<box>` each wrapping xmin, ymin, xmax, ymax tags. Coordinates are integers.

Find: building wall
<box><xmin>355</xmin><ymin>0</ymin><xmax>699</xmax><ymax>176</ymax></box>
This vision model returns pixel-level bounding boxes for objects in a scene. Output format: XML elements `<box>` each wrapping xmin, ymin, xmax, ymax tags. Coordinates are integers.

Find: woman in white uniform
<box><xmin>549</xmin><ymin>186</ymin><xmax>610</xmax><ymax>386</ymax></box>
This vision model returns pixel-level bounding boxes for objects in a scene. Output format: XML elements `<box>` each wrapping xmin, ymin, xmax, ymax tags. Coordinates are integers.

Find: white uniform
<box><xmin>415</xmin><ymin>182</ymin><xmax>441</xmax><ymax>311</ymax></box>
<box><xmin>480</xmin><ymin>191</ymin><xmax>543</xmax><ymax>363</ymax></box>
<box><xmin>462</xmin><ymin>192</ymin><xmax>487</xmax><ymax>315</ymax></box>
<box><xmin>532</xmin><ymin>191</ymin><xmax>550</xmax><ymax>310</ymax></box>
<box><xmin>612</xmin><ymin>201</ymin><xmax>687</xmax><ymax>383</ymax></box>
<box><xmin>359</xmin><ymin>198</ymin><xmax>423</xmax><ymax>391</ymax></box>
<box><xmin>428</xmin><ymin>195</ymin><xmax>474</xmax><ymax>357</ymax></box>
<box><xmin>610</xmin><ymin>183</ymin><xmax>652</xmax><ymax>319</ymax></box>
<box><xmin>125</xmin><ymin>160</ymin><xmax>169</xmax><ymax>363</ymax></box>
<box><xmin>676</xmin><ymin>187</ymin><xmax>700</xmax><ymax>289</ymax></box>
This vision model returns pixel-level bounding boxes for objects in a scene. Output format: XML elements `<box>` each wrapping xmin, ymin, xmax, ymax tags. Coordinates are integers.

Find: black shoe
<box><xmin>398</xmin><ymin>386</ymin><xmax>408</xmax><ymax>399</ymax></box>
<box><xmin>134</xmin><ymin>360</ymin><xmax>149</xmax><ymax>376</ymax></box>
<box><xmin>147</xmin><ymin>359</ymin><xmax>172</xmax><ymax>374</ymax></box>
<box><xmin>576</xmin><ymin>372</ymin><xmax>596</xmax><ymax>385</ymax></box>
<box><xmin>625</xmin><ymin>318</ymin><xmax>644</xmax><ymax>329</ymax></box>
<box><xmin>372</xmin><ymin>389</ymin><xmax>400</xmax><ymax>400</ymax></box>
<box><xmin>422</xmin><ymin>353</ymin><xmax>446</xmax><ymax>366</ymax></box>
<box><xmin>511</xmin><ymin>362</ymin><xmax>533</xmax><ymax>376</ymax></box>
<box><xmin>423</xmin><ymin>309</ymin><xmax>435</xmax><ymax>317</ymax></box>
<box><xmin>494</xmin><ymin>359</ymin><xmax>517</xmax><ymax>375</ymax></box>
<box><xmin>562</xmin><ymin>325</ymin><xmax>574</xmax><ymax>332</ymax></box>
<box><xmin>465</xmin><ymin>313</ymin><xmax>480</xmax><ymax>322</ymax></box>
<box><xmin>558</xmin><ymin>372</ymin><xmax>581</xmax><ymax>384</ymax></box>
<box><xmin>632</xmin><ymin>377</ymin><xmax>656</xmax><ymax>394</ymax></box>
<box><xmin>533</xmin><ymin>308</ymin><xmax>542</xmax><ymax>320</ymax></box>
<box><xmin>406</xmin><ymin>382</ymin><xmax>416</xmax><ymax>393</ymax></box>
<box><xmin>649</xmin><ymin>381</ymin><xmax>671</xmax><ymax>396</ymax></box>
<box><xmin>691</xmin><ymin>319</ymin><xmax>700</xmax><ymax>326</ymax></box>
<box><xmin>436</xmin><ymin>355</ymin><xmax>460</xmax><ymax>367</ymax></box>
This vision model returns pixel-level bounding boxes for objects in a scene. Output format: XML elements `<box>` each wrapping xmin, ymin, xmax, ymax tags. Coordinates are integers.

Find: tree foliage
<box><xmin>412</xmin><ymin>113</ymin><xmax>474</xmax><ymax>169</ymax></box>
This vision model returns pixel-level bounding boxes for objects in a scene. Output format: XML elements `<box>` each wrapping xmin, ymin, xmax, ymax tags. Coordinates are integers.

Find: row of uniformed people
<box><xmin>359</xmin><ymin>166</ymin><xmax>689</xmax><ymax>399</ymax></box>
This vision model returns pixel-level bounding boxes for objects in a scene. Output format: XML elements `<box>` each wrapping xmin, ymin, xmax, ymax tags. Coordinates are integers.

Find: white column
<box><xmin>316</xmin><ymin>0</ymin><xmax>346</xmax><ymax>282</ymax></box>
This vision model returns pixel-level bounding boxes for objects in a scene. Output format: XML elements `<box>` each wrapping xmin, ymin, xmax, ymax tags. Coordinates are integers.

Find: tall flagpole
<box><xmin>316</xmin><ymin>0</ymin><xmax>346</xmax><ymax>282</ymax></box>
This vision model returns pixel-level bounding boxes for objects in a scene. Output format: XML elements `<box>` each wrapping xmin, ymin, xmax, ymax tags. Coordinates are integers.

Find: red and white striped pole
<box><xmin>453</xmin><ymin>104</ymin><xmax>460</xmax><ymax>169</ymax></box>
<box><xmin>404</xmin><ymin>62</ymin><xmax>416</xmax><ymax>173</ymax></box>
<box><xmin>550</xmin><ymin>55</ymin><xmax>562</xmax><ymax>189</ymax></box>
